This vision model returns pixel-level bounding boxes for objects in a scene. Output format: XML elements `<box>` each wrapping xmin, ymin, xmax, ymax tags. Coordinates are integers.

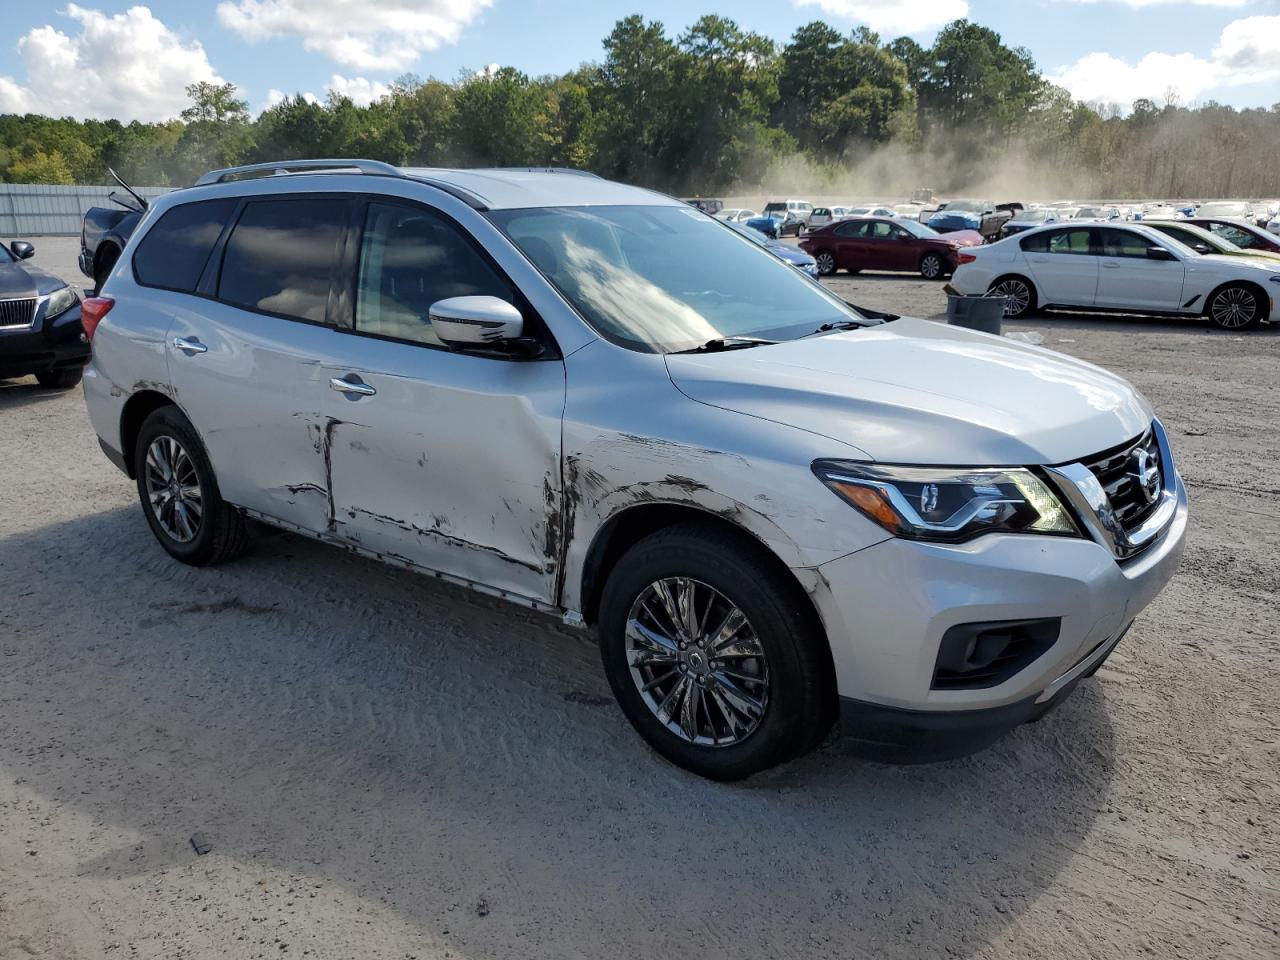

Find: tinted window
<box><xmin>1023</xmin><ymin>228</ymin><xmax>1093</xmax><ymax>254</ymax></box>
<box><xmin>0</xmin><ymin>244</ymin><xmax>12</xmax><ymax>264</ymax></box>
<box><xmin>1098</xmin><ymin>229</ymin><xmax>1152</xmax><ymax>258</ymax></box>
<box><xmin>355</xmin><ymin>202</ymin><xmax>513</xmax><ymax>347</ymax></box>
<box><xmin>218</xmin><ymin>198</ymin><xmax>347</xmax><ymax>323</ymax></box>
<box><xmin>834</xmin><ymin>221</ymin><xmax>865</xmax><ymax>237</ymax></box>
<box><xmin>133</xmin><ymin>198</ymin><xmax>236</xmax><ymax>292</ymax></box>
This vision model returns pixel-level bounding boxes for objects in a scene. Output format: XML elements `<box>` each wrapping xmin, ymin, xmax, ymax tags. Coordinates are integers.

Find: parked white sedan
<box><xmin>951</xmin><ymin>222</ymin><xmax>1280</xmax><ymax>329</ymax></box>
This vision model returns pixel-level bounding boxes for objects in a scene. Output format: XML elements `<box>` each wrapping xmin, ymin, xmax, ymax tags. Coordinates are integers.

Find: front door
<box><xmin>320</xmin><ymin>199</ymin><xmax>566</xmax><ymax>604</ymax></box>
<box><xmin>1094</xmin><ymin>228</ymin><xmax>1186</xmax><ymax>310</ymax></box>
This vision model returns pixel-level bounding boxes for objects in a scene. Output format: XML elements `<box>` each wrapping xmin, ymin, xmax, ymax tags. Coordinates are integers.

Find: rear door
<box><xmin>1094</xmin><ymin>228</ymin><xmax>1186</xmax><ymax>310</ymax></box>
<box><xmin>163</xmin><ymin>194</ymin><xmax>351</xmax><ymax>533</ymax></box>
<box><xmin>1020</xmin><ymin>227</ymin><xmax>1100</xmax><ymax>306</ymax></box>
<box><xmin>318</xmin><ymin>198</ymin><xmax>565</xmax><ymax>604</ymax></box>
<box><xmin>831</xmin><ymin>220</ymin><xmax>870</xmax><ymax>270</ymax></box>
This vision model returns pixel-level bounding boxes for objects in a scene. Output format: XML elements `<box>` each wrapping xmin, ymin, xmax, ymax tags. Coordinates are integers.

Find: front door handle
<box><xmin>1102</xmin><ymin>262</ymin><xmax>1121</xmax><ymax>269</ymax></box>
<box><xmin>329</xmin><ymin>376</ymin><xmax>376</xmax><ymax>397</ymax></box>
<box><xmin>173</xmin><ymin>336</ymin><xmax>207</xmax><ymax>355</ymax></box>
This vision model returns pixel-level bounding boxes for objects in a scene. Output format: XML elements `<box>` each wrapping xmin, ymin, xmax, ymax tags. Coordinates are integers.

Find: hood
<box><xmin>929</xmin><ymin>211</ymin><xmax>982</xmax><ymax>229</ymax></box>
<box><xmin>938</xmin><ymin>230</ymin><xmax>984</xmax><ymax>247</ymax></box>
<box><xmin>0</xmin><ymin>261</ymin><xmax>68</xmax><ymax>298</ymax></box>
<box><xmin>1197</xmin><ymin>253</ymin><xmax>1280</xmax><ymax>275</ymax></box>
<box><xmin>665</xmin><ymin>317</ymin><xmax>1152</xmax><ymax>465</ymax></box>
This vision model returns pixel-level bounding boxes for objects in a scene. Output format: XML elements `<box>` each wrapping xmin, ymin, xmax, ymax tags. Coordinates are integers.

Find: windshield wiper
<box><xmin>802</xmin><ymin>320</ymin><xmax>872</xmax><ymax>338</ymax></box>
<box><xmin>674</xmin><ymin>336</ymin><xmax>778</xmax><ymax>354</ymax></box>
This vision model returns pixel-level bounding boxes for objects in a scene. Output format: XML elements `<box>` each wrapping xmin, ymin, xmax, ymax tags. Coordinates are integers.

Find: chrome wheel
<box><xmin>816</xmin><ymin>251</ymin><xmax>836</xmax><ymax>276</ymax></box>
<box><xmin>1209</xmin><ymin>287</ymin><xmax>1258</xmax><ymax>329</ymax></box>
<box><xmin>990</xmin><ymin>278</ymin><xmax>1031</xmax><ymax>316</ymax></box>
<box><xmin>920</xmin><ymin>254</ymin><xmax>944</xmax><ymax>279</ymax></box>
<box><xmin>625</xmin><ymin>577</ymin><xmax>769</xmax><ymax>747</ymax></box>
<box><xmin>144</xmin><ymin>436</ymin><xmax>203</xmax><ymax>543</ymax></box>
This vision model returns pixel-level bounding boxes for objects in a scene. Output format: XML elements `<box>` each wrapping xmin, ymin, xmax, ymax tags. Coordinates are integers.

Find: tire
<box><xmin>35</xmin><ymin>367</ymin><xmax>83</xmax><ymax>389</ymax></box>
<box><xmin>133</xmin><ymin>406</ymin><xmax>249</xmax><ymax>566</ymax></box>
<box><xmin>93</xmin><ymin>245</ymin><xmax>120</xmax><ymax>295</ymax></box>
<box><xmin>814</xmin><ymin>250</ymin><xmax>837</xmax><ymax>276</ymax></box>
<box><xmin>919</xmin><ymin>253</ymin><xmax>946</xmax><ymax>280</ymax></box>
<box><xmin>1206</xmin><ymin>283</ymin><xmax>1263</xmax><ymax>330</ymax></box>
<box><xmin>988</xmin><ymin>275</ymin><xmax>1037</xmax><ymax>319</ymax></box>
<box><xmin>598</xmin><ymin>523</ymin><xmax>833</xmax><ymax>780</ymax></box>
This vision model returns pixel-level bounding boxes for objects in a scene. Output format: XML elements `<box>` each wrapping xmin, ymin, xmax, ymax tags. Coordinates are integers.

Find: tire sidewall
<box><xmin>598</xmin><ymin>530</ymin><xmax>820</xmax><ymax>780</ymax></box>
<box><xmin>816</xmin><ymin>251</ymin><xmax>837</xmax><ymax>276</ymax></box>
<box><xmin>1208</xmin><ymin>285</ymin><xmax>1261</xmax><ymax>330</ymax></box>
<box><xmin>991</xmin><ymin>276</ymin><xmax>1034</xmax><ymax>318</ymax></box>
<box><xmin>133</xmin><ymin>408</ymin><xmax>226</xmax><ymax>563</ymax></box>
<box><xmin>920</xmin><ymin>253</ymin><xmax>944</xmax><ymax>280</ymax></box>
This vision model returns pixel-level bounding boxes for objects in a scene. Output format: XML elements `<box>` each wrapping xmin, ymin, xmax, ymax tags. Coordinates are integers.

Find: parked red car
<box><xmin>799</xmin><ymin>217</ymin><xmax>984</xmax><ymax>279</ymax></box>
<box><xmin>1184</xmin><ymin>218</ymin><xmax>1280</xmax><ymax>254</ymax></box>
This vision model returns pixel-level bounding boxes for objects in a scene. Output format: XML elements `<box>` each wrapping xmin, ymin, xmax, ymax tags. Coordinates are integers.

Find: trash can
<box><xmin>946</xmin><ymin>293</ymin><xmax>1005</xmax><ymax>335</ymax></box>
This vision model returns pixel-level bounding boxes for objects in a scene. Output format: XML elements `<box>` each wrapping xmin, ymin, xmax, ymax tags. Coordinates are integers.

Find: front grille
<box><xmin>1082</xmin><ymin>430</ymin><xmax>1163</xmax><ymax>534</ymax></box>
<box><xmin>0</xmin><ymin>298</ymin><xmax>36</xmax><ymax>328</ymax></box>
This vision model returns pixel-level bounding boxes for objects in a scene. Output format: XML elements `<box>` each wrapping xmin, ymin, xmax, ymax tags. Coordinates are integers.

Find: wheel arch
<box><xmin>1203</xmin><ymin>278</ymin><xmax>1269</xmax><ymax>321</ymax></box>
<box><xmin>988</xmin><ymin>272</ymin><xmax>1039</xmax><ymax>312</ymax></box>
<box><xmin>118</xmin><ymin>389</ymin><xmax>178</xmax><ymax>478</ymax></box>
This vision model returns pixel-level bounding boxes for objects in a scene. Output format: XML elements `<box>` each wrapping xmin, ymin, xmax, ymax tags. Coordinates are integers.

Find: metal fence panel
<box><xmin>0</xmin><ymin>183</ymin><xmax>173</xmax><ymax>237</ymax></box>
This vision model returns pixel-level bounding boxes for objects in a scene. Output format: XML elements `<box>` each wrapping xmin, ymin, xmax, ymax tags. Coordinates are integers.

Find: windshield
<box><xmin>897</xmin><ymin>219</ymin><xmax>940</xmax><ymax>238</ymax></box>
<box><xmin>944</xmin><ymin>200</ymin><xmax>984</xmax><ymax>213</ymax></box>
<box><xmin>1017</xmin><ymin>210</ymin><xmax>1053</xmax><ymax>223</ymax></box>
<box><xmin>489</xmin><ymin>204</ymin><xmax>865</xmax><ymax>353</ymax></box>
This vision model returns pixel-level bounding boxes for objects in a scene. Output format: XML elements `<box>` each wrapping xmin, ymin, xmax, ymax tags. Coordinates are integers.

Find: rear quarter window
<box><xmin>133</xmin><ymin>198</ymin><xmax>237</xmax><ymax>292</ymax></box>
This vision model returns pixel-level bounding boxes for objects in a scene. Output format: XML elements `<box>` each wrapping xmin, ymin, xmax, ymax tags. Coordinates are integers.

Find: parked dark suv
<box><xmin>0</xmin><ymin>239</ymin><xmax>87</xmax><ymax>388</ymax></box>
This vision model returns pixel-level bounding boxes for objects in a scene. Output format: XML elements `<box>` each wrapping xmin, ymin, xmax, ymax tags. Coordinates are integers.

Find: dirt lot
<box><xmin>1</xmin><ymin>237</ymin><xmax>1277</xmax><ymax>959</ymax></box>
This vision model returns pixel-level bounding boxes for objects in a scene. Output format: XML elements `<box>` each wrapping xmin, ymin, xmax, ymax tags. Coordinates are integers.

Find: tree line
<box><xmin>2</xmin><ymin>15</ymin><xmax>1278</xmax><ymax>200</ymax></box>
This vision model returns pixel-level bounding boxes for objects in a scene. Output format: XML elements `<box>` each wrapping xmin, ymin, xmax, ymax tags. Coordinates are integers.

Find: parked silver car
<box><xmin>81</xmin><ymin>160</ymin><xmax>1188</xmax><ymax>779</ymax></box>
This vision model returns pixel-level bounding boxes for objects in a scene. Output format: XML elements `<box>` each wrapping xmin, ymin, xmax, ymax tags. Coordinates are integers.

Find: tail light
<box><xmin>956</xmin><ymin>252</ymin><xmax>978</xmax><ymax>265</ymax></box>
<box><xmin>80</xmin><ymin>296</ymin><xmax>114</xmax><ymax>342</ymax></box>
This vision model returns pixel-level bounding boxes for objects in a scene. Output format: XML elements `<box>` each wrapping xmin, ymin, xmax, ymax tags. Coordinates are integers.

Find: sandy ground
<box><xmin>1</xmin><ymin>237</ymin><xmax>1277</xmax><ymax>959</ymax></box>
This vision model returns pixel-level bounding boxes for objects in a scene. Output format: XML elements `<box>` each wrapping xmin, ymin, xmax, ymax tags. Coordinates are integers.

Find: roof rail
<box><xmin>476</xmin><ymin>166</ymin><xmax>602</xmax><ymax>179</ymax></box>
<box><xmin>194</xmin><ymin>158</ymin><xmax>401</xmax><ymax>186</ymax></box>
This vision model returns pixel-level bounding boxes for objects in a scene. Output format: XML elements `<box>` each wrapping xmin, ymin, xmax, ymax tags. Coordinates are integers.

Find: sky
<box><xmin>1</xmin><ymin>1</ymin><xmax>1278</xmax><ymax>123</ymax></box>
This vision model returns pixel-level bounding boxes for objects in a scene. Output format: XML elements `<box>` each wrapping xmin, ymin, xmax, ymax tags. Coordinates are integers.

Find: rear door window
<box><xmin>218</xmin><ymin>197</ymin><xmax>349</xmax><ymax>323</ymax></box>
<box><xmin>1023</xmin><ymin>228</ymin><xmax>1093</xmax><ymax>255</ymax></box>
<box><xmin>133</xmin><ymin>198</ymin><xmax>237</xmax><ymax>292</ymax></box>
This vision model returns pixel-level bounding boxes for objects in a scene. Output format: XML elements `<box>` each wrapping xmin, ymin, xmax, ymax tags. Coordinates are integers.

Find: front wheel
<box><xmin>815</xmin><ymin>251</ymin><xmax>837</xmax><ymax>276</ymax></box>
<box><xmin>919</xmin><ymin>253</ymin><xmax>946</xmax><ymax>280</ymax></box>
<box><xmin>598</xmin><ymin>524</ymin><xmax>833</xmax><ymax>780</ymax></box>
<box><xmin>134</xmin><ymin>406</ymin><xmax>249</xmax><ymax>566</ymax></box>
<box><xmin>35</xmin><ymin>367</ymin><xmax>83</xmax><ymax>389</ymax></box>
<box><xmin>1207</xmin><ymin>284</ymin><xmax>1263</xmax><ymax>330</ymax></box>
<box><xmin>988</xmin><ymin>276</ymin><xmax>1036</xmax><ymax>318</ymax></box>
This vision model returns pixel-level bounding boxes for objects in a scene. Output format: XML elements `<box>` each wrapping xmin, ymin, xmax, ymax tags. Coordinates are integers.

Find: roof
<box><xmin>191</xmin><ymin>159</ymin><xmax>676</xmax><ymax>211</ymax></box>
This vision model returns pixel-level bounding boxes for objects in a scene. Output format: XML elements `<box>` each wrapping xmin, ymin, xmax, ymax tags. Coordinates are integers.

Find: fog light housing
<box><xmin>932</xmin><ymin>618</ymin><xmax>1061</xmax><ymax>690</ymax></box>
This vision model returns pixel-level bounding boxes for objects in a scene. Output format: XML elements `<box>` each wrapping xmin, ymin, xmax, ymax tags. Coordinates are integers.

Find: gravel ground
<box><xmin>2</xmin><ymin>237</ymin><xmax>1277</xmax><ymax>959</ymax></box>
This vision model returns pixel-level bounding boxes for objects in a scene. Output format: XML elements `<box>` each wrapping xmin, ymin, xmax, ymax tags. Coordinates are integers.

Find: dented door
<box><xmin>320</xmin><ymin>338</ymin><xmax>566</xmax><ymax>604</ymax></box>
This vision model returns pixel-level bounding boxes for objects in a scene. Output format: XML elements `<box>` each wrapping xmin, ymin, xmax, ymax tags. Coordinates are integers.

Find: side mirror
<box><xmin>1146</xmin><ymin>246</ymin><xmax>1176</xmax><ymax>262</ymax></box>
<box><xmin>430</xmin><ymin>296</ymin><xmax>524</xmax><ymax>348</ymax></box>
<box><xmin>10</xmin><ymin>240</ymin><xmax>34</xmax><ymax>259</ymax></box>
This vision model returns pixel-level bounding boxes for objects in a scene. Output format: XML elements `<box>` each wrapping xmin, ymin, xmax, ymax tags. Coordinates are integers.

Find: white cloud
<box><xmin>1064</xmin><ymin>0</ymin><xmax>1249</xmax><ymax>7</ymax></box>
<box><xmin>216</xmin><ymin>0</ymin><xmax>492</xmax><ymax>71</ymax></box>
<box><xmin>793</xmin><ymin>0</ymin><xmax>970</xmax><ymax>35</ymax></box>
<box><xmin>327</xmin><ymin>75</ymin><xmax>391</xmax><ymax>107</ymax></box>
<box><xmin>1050</xmin><ymin>15</ymin><xmax>1280</xmax><ymax>106</ymax></box>
<box><xmin>0</xmin><ymin>4</ymin><xmax>224</xmax><ymax>122</ymax></box>
<box><xmin>259</xmin><ymin>87</ymin><xmax>319</xmax><ymax>113</ymax></box>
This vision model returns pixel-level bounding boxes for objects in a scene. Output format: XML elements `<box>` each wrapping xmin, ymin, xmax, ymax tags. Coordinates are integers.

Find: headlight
<box><xmin>812</xmin><ymin>460</ymin><xmax>1079</xmax><ymax>542</ymax></box>
<box><xmin>44</xmin><ymin>285</ymin><xmax>79</xmax><ymax>320</ymax></box>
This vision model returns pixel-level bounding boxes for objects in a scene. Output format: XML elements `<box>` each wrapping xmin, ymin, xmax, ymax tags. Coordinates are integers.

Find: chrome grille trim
<box><xmin>0</xmin><ymin>297</ymin><xmax>37</xmax><ymax>330</ymax></box>
<box><xmin>1045</xmin><ymin>419</ymin><xmax>1178</xmax><ymax>561</ymax></box>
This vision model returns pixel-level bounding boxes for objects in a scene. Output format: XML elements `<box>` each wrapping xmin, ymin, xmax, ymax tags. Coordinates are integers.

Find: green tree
<box><xmin>8</xmin><ymin>149</ymin><xmax>74</xmax><ymax>184</ymax></box>
<box><xmin>917</xmin><ymin>20</ymin><xmax>1043</xmax><ymax>135</ymax></box>
<box><xmin>451</xmin><ymin>67</ymin><xmax>545</xmax><ymax>166</ymax></box>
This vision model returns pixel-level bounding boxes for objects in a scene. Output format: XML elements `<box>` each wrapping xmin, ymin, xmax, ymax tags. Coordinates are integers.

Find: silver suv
<box><xmin>81</xmin><ymin>160</ymin><xmax>1187</xmax><ymax>779</ymax></box>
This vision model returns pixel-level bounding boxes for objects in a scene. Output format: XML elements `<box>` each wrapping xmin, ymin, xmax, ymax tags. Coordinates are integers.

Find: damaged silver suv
<box><xmin>82</xmin><ymin>160</ymin><xmax>1187</xmax><ymax>780</ymax></box>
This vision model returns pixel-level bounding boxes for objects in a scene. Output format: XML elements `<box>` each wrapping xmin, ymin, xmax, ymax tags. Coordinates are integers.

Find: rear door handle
<box><xmin>329</xmin><ymin>376</ymin><xmax>376</xmax><ymax>397</ymax></box>
<box><xmin>173</xmin><ymin>337</ymin><xmax>207</xmax><ymax>355</ymax></box>
<box><xmin>1102</xmin><ymin>262</ymin><xmax>1121</xmax><ymax>269</ymax></box>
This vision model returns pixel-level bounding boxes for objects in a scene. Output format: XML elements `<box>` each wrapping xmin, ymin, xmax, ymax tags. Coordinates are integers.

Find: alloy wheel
<box><xmin>144</xmin><ymin>435</ymin><xmax>203</xmax><ymax>543</ymax></box>
<box><xmin>1210</xmin><ymin>287</ymin><xmax>1257</xmax><ymax>329</ymax></box>
<box><xmin>625</xmin><ymin>577</ymin><xmax>769</xmax><ymax>747</ymax></box>
<box><xmin>990</xmin><ymin>279</ymin><xmax>1031</xmax><ymax>316</ymax></box>
<box><xmin>921</xmin><ymin>254</ymin><xmax>943</xmax><ymax>279</ymax></box>
<box><xmin>816</xmin><ymin>252</ymin><xmax>836</xmax><ymax>276</ymax></box>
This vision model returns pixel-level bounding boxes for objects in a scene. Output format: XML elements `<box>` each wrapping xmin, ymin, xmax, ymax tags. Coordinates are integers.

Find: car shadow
<box><xmin>1</xmin><ymin>505</ymin><xmax>1117</xmax><ymax>958</ymax></box>
<box><xmin>0</xmin><ymin>377</ymin><xmax>76</xmax><ymax>409</ymax></box>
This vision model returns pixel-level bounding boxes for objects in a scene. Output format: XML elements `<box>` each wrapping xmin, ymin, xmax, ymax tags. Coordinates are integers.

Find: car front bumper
<box><xmin>0</xmin><ymin>304</ymin><xmax>89</xmax><ymax>379</ymax></box>
<box><xmin>808</xmin><ymin>473</ymin><xmax>1188</xmax><ymax>759</ymax></box>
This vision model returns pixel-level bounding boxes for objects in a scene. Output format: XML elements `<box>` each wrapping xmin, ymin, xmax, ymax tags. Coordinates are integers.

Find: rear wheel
<box><xmin>919</xmin><ymin>253</ymin><xmax>946</xmax><ymax>280</ymax></box>
<box><xmin>814</xmin><ymin>251</ymin><xmax>837</xmax><ymax>276</ymax></box>
<box><xmin>988</xmin><ymin>276</ymin><xmax>1036</xmax><ymax>318</ymax></box>
<box><xmin>1206</xmin><ymin>284</ymin><xmax>1263</xmax><ymax>330</ymax></box>
<box><xmin>598</xmin><ymin>523</ymin><xmax>833</xmax><ymax>780</ymax></box>
<box><xmin>133</xmin><ymin>407</ymin><xmax>249</xmax><ymax>566</ymax></box>
<box><xmin>35</xmin><ymin>367</ymin><xmax>83</xmax><ymax>389</ymax></box>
